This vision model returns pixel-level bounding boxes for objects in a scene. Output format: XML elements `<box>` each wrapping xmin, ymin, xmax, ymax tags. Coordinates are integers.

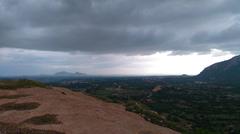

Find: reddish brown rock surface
<box><xmin>0</xmin><ymin>87</ymin><xmax>179</xmax><ymax>134</ymax></box>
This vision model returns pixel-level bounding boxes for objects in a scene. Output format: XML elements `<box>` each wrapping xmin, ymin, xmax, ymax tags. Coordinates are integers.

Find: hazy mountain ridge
<box><xmin>196</xmin><ymin>55</ymin><xmax>240</xmax><ymax>85</ymax></box>
<box><xmin>54</xmin><ymin>71</ymin><xmax>86</xmax><ymax>77</ymax></box>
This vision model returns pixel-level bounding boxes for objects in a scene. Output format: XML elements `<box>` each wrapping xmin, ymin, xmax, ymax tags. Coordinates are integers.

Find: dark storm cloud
<box><xmin>0</xmin><ymin>0</ymin><xmax>240</xmax><ymax>54</ymax></box>
<box><xmin>191</xmin><ymin>19</ymin><xmax>240</xmax><ymax>54</ymax></box>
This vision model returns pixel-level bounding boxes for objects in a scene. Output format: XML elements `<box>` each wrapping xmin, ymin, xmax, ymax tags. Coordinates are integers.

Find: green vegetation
<box><xmin>0</xmin><ymin>79</ymin><xmax>47</xmax><ymax>90</ymax></box>
<box><xmin>23</xmin><ymin>114</ymin><xmax>61</xmax><ymax>125</ymax></box>
<box><xmin>126</xmin><ymin>101</ymin><xmax>165</xmax><ymax>126</ymax></box>
<box><xmin>0</xmin><ymin>102</ymin><xmax>40</xmax><ymax>111</ymax></box>
<box><xmin>0</xmin><ymin>122</ymin><xmax>64</xmax><ymax>134</ymax></box>
<box><xmin>50</xmin><ymin>77</ymin><xmax>240</xmax><ymax>134</ymax></box>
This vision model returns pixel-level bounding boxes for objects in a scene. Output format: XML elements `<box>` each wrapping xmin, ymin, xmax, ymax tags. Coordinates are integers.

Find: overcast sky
<box><xmin>0</xmin><ymin>0</ymin><xmax>239</xmax><ymax>76</ymax></box>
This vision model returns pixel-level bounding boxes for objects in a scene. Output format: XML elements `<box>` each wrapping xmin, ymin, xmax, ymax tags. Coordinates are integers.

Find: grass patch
<box><xmin>0</xmin><ymin>79</ymin><xmax>47</xmax><ymax>90</ymax></box>
<box><xmin>23</xmin><ymin>114</ymin><xmax>61</xmax><ymax>125</ymax></box>
<box><xmin>0</xmin><ymin>122</ymin><xmax>64</xmax><ymax>134</ymax></box>
<box><xmin>0</xmin><ymin>94</ymin><xmax>29</xmax><ymax>99</ymax></box>
<box><xmin>0</xmin><ymin>102</ymin><xmax>40</xmax><ymax>111</ymax></box>
<box><xmin>125</xmin><ymin>101</ymin><xmax>165</xmax><ymax>126</ymax></box>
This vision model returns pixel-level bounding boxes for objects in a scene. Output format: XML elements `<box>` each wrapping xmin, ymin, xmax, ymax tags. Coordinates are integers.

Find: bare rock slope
<box><xmin>0</xmin><ymin>87</ymin><xmax>179</xmax><ymax>134</ymax></box>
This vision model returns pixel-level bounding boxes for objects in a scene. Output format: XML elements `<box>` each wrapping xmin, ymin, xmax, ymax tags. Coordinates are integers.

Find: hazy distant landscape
<box><xmin>1</xmin><ymin>0</ymin><xmax>240</xmax><ymax>134</ymax></box>
<box><xmin>41</xmin><ymin>56</ymin><xmax>240</xmax><ymax>133</ymax></box>
<box><xmin>1</xmin><ymin>56</ymin><xmax>240</xmax><ymax>134</ymax></box>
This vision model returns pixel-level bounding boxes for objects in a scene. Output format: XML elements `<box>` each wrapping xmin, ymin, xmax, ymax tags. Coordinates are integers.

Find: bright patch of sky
<box><xmin>0</xmin><ymin>48</ymin><xmax>234</xmax><ymax>76</ymax></box>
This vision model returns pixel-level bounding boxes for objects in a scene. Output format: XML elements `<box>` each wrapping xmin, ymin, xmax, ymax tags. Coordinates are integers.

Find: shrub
<box><xmin>0</xmin><ymin>102</ymin><xmax>40</xmax><ymax>111</ymax></box>
<box><xmin>23</xmin><ymin>114</ymin><xmax>61</xmax><ymax>125</ymax></box>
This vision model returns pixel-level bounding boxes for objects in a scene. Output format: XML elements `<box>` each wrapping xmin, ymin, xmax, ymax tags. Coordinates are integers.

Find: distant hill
<box><xmin>54</xmin><ymin>71</ymin><xmax>86</xmax><ymax>77</ymax></box>
<box><xmin>196</xmin><ymin>55</ymin><xmax>240</xmax><ymax>85</ymax></box>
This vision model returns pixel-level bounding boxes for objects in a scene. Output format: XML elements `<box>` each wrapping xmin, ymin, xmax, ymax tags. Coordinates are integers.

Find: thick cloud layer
<box><xmin>0</xmin><ymin>0</ymin><xmax>240</xmax><ymax>54</ymax></box>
